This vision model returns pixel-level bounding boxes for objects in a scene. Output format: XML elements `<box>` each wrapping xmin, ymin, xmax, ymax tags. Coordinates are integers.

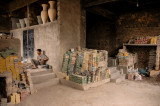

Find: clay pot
<box><xmin>41</xmin><ymin>4</ymin><xmax>48</xmax><ymax>24</ymax></box>
<box><xmin>24</xmin><ymin>18</ymin><xmax>29</xmax><ymax>27</ymax></box>
<box><xmin>16</xmin><ymin>23</ymin><xmax>21</xmax><ymax>29</ymax></box>
<box><xmin>19</xmin><ymin>19</ymin><xmax>25</xmax><ymax>28</ymax></box>
<box><xmin>11</xmin><ymin>18</ymin><xmax>19</xmax><ymax>29</ymax></box>
<box><xmin>37</xmin><ymin>15</ymin><xmax>43</xmax><ymax>24</ymax></box>
<box><xmin>48</xmin><ymin>1</ymin><xmax>56</xmax><ymax>22</ymax></box>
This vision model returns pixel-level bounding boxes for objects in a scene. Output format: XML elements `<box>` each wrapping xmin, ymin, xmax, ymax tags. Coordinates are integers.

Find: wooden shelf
<box><xmin>123</xmin><ymin>43</ymin><xmax>159</xmax><ymax>46</ymax></box>
<box><xmin>123</xmin><ymin>43</ymin><xmax>160</xmax><ymax>70</ymax></box>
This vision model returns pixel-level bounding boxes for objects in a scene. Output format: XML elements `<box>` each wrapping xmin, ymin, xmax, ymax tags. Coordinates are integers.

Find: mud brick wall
<box><xmin>116</xmin><ymin>8</ymin><xmax>160</xmax><ymax>68</ymax></box>
<box><xmin>127</xmin><ymin>46</ymin><xmax>156</xmax><ymax>69</ymax></box>
<box><xmin>86</xmin><ymin>13</ymin><xmax>116</xmax><ymax>56</ymax></box>
<box><xmin>0</xmin><ymin>16</ymin><xmax>10</xmax><ymax>33</ymax></box>
<box><xmin>116</xmin><ymin>8</ymin><xmax>160</xmax><ymax>48</ymax></box>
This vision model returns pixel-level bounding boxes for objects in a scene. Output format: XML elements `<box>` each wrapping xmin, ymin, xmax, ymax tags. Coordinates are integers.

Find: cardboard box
<box><xmin>128</xmin><ymin>73</ymin><xmax>135</xmax><ymax>80</ymax></box>
<box><xmin>150</xmin><ymin>70</ymin><xmax>160</xmax><ymax>77</ymax></box>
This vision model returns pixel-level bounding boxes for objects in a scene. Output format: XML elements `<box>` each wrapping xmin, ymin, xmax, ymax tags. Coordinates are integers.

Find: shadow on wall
<box><xmin>0</xmin><ymin>77</ymin><xmax>7</xmax><ymax>99</ymax></box>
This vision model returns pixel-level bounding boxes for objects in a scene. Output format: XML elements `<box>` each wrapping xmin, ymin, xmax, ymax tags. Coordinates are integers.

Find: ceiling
<box><xmin>84</xmin><ymin>0</ymin><xmax>160</xmax><ymax>15</ymax></box>
<box><xmin>1</xmin><ymin>0</ymin><xmax>160</xmax><ymax>16</ymax></box>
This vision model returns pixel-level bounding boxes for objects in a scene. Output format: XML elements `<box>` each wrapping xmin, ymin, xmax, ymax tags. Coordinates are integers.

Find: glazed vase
<box><xmin>41</xmin><ymin>4</ymin><xmax>48</xmax><ymax>24</ymax></box>
<box><xmin>48</xmin><ymin>1</ymin><xmax>56</xmax><ymax>22</ymax></box>
<box><xmin>19</xmin><ymin>19</ymin><xmax>25</xmax><ymax>28</ymax></box>
<box><xmin>37</xmin><ymin>15</ymin><xmax>43</xmax><ymax>24</ymax></box>
<box><xmin>24</xmin><ymin>18</ymin><xmax>29</xmax><ymax>27</ymax></box>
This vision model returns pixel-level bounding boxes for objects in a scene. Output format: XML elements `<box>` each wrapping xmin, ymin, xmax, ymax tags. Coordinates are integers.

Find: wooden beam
<box><xmin>85</xmin><ymin>0</ymin><xmax>118</xmax><ymax>7</ymax></box>
<box><xmin>8</xmin><ymin>0</ymin><xmax>38</xmax><ymax>12</ymax></box>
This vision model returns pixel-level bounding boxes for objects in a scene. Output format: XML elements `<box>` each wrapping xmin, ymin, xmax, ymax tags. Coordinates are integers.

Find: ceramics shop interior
<box><xmin>0</xmin><ymin>0</ymin><xmax>160</xmax><ymax>105</ymax></box>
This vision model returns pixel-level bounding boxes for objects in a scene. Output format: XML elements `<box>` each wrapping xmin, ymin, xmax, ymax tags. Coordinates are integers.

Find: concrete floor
<box><xmin>18</xmin><ymin>80</ymin><xmax>160</xmax><ymax>106</ymax></box>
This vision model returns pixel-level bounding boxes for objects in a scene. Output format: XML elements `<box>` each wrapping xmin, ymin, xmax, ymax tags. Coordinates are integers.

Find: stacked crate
<box><xmin>0</xmin><ymin>56</ymin><xmax>6</xmax><ymax>73</ymax></box>
<box><xmin>62</xmin><ymin>52</ymin><xmax>70</xmax><ymax>73</ymax></box>
<box><xmin>69</xmin><ymin>74</ymin><xmax>87</xmax><ymax>85</ymax></box>
<box><xmin>68</xmin><ymin>52</ymin><xmax>77</xmax><ymax>75</ymax></box>
<box><xmin>75</xmin><ymin>52</ymin><xmax>84</xmax><ymax>74</ymax></box>
<box><xmin>5</xmin><ymin>55</ymin><xmax>20</xmax><ymax>80</ymax></box>
<box><xmin>62</xmin><ymin>48</ymin><xmax>109</xmax><ymax>84</ymax></box>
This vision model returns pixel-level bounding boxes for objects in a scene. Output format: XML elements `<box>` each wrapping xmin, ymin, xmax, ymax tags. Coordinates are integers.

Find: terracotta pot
<box><xmin>19</xmin><ymin>19</ymin><xmax>25</xmax><ymax>28</ymax></box>
<box><xmin>41</xmin><ymin>4</ymin><xmax>48</xmax><ymax>24</ymax></box>
<box><xmin>48</xmin><ymin>1</ymin><xmax>56</xmax><ymax>22</ymax></box>
<box><xmin>37</xmin><ymin>15</ymin><xmax>43</xmax><ymax>24</ymax></box>
<box><xmin>11</xmin><ymin>18</ymin><xmax>19</xmax><ymax>29</ymax></box>
<box><xmin>16</xmin><ymin>23</ymin><xmax>21</xmax><ymax>29</ymax></box>
<box><xmin>24</xmin><ymin>18</ymin><xmax>29</xmax><ymax>27</ymax></box>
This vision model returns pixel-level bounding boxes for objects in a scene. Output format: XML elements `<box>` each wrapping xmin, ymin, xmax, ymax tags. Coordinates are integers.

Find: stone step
<box><xmin>117</xmin><ymin>66</ymin><xmax>128</xmax><ymax>74</ymax></box>
<box><xmin>31</xmin><ymin>73</ymin><xmax>56</xmax><ymax>84</ymax></box>
<box><xmin>111</xmin><ymin>74</ymin><xmax>126</xmax><ymax>83</ymax></box>
<box><xmin>110</xmin><ymin>69</ymin><xmax>118</xmax><ymax>74</ymax></box>
<box><xmin>34</xmin><ymin>78</ymin><xmax>59</xmax><ymax>90</ymax></box>
<box><xmin>110</xmin><ymin>71</ymin><xmax>120</xmax><ymax>79</ymax></box>
<box><xmin>30</xmin><ymin>69</ymin><xmax>54</xmax><ymax>76</ymax></box>
<box><xmin>108</xmin><ymin>67</ymin><xmax>117</xmax><ymax>73</ymax></box>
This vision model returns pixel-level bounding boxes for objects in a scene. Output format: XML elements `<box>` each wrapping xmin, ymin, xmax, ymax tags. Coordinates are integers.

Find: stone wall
<box><xmin>0</xmin><ymin>16</ymin><xmax>10</xmax><ymax>33</ymax></box>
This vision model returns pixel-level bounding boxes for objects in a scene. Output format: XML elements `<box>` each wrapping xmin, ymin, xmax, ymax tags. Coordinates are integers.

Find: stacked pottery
<box><xmin>48</xmin><ymin>1</ymin><xmax>56</xmax><ymax>22</ymax></box>
<box><xmin>24</xmin><ymin>18</ymin><xmax>29</xmax><ymax>27</ymax></box>
<box><xmin>37</xmin><ymin>15</ymin><xmax>43</xmax><ymax>24</ymax></box>
<box><xmin>19</xmin><ymin>19</ymin><xmax>25</xmax><ymax>28</ymax></box>
<box><xmin>41</xmin><ymin>4</ymin><xmax>48</xmax><ymax>24</ymax></box>
<box><xmin>11</xmin><ymin>18</ymin><xmax>19</xmax><ymax>29</ymax></box>
<box><xmin>16</xmin><ymin>23</ymin><xmax>21</xmax><ymax>29</ymax></box>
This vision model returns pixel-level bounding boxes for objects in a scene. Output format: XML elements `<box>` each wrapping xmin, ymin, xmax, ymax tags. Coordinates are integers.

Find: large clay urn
<box><xmin>41</xmin><ymin>4</ymin><xmax>48</xmax><ymax>24</ymax></box>
<box><xmin>19</xmin><ymin>19</ymin><xmax>25</xmax><ymax>28</ymax></box>
<box><xmin>24</xmin><ymin>18</ymin><xmax>30</xmax><ymax>27</ymax></box>
<box><xmin>48</xmin><ymin>1</ymin><xmax>56</xmax><ymax>22</ymax></box>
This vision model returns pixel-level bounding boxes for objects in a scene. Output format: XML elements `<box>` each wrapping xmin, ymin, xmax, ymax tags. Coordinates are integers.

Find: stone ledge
<box><xmin>10</xmin><ymin>20</ymin><xmax>58</xmax><ymax>32</ymax></box>
<box><xmin>60</xmin><ymin>78</ymin><xmax>110</xmax><ymax>91</ymax></box>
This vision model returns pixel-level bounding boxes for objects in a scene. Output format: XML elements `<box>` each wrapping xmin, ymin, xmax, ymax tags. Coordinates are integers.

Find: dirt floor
<box><xmin>17</xmin><ymin>80</ymin><xmax>160</xmax><ymax>106</ymax></box>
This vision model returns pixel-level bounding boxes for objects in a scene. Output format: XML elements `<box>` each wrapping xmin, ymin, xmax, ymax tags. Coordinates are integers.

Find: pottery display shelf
<box><xmin>11</xmin><ymin>20</ymin><xmax>58</xmax><ymax>31</ymax></box>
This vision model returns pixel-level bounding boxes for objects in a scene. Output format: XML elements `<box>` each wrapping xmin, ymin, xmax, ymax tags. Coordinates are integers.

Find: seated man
<box><xmin>31</xmin><ymin>49</ymin><xmax>49</xmax><ymax>69</ymax></box>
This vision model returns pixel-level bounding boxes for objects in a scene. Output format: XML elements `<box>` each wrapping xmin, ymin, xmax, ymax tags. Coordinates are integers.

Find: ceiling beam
<box><xmin>8</xmin><ymin>0</ymin><xmax>38</xmax><ymax>12</ymax></box>
<box><xmin>0</xmin><ymin>1</ymin><xmax>8</xmax><ymax>10</ymax></box>
<box><xmin>84</xmin><ymin>0</ymin><xmax>118</xmax><ymax>7</ymax></box>
<box><xmin>87</xmin><ymin>6</ymin><xmax>115</xmax><ymax>20</ymax></box>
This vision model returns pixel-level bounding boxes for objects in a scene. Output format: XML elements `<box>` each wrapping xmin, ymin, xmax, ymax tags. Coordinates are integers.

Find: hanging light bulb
<box><xmin>137</xmin><ymin>0</ymin><xmax>139</xmax><ymax>7</ymax></box>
